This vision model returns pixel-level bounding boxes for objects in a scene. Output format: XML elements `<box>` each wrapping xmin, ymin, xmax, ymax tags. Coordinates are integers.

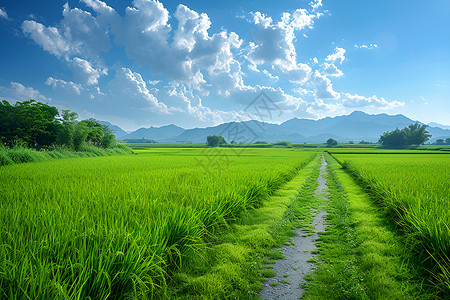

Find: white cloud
<box><xmin>326</xmin><ymin>47</ymin><xmax>346</xmax><ymax>64</ymax></box>
<box><xmin>290</xmin><ymin>9</ymin><xmax>315</xmax><ymax>30</ymax></box>
<box><xmin>22</xmin><ymin>21</ymin><xmax>70</xmax><ymax>58</ymax></box>
<box><xmin>0</xmin><ymin>8</ymin><xmax>8</xmax><ymax>19</ymax></box>
<box><xmin>230</xmin><ymin>85</ymin><xmax>305</xmax><ymax>113</ymax></box>
<box><xmin>262</xmin><ymin>69</ymin><xmax>279</xmax><ymax>81</ymax></box>
<box><xmin>322</xmin><ymin>62</ymin><xmax>343</xmax><ymax>77</ymax></box>
<box><xmin>309</xmin><ymin>70</ymin><xmax>340</xmax><ymax>99</ymax></box>
<box><xmin>69</xmin><ymin>57</ymin><xmax>107</xmax><ymax>86</ymax></box>
<box><xmin>60</xmin><ymin>3</ymin><xmax>111</xmax><ymax>57</ymax></box>
<box><xmin>0</xmin><ymin>82</ymin><xmax>51</xmax><ymax>103</ymax></box>
<box><xmin>110</xmin><ymin>68</ymin><xmax>169</xmax><ymax>113</ymax></box>
<box><xmin>45</xmin><ymin>77</ymin><xmax>84</xmax><ymax>95</ymax></box>
<box><xmin>342</xmin><ymin>93</ymin><xmax>404</xmax><ymax>108</ymax></box>
<box><xmin>354</xmin><ymin>43</ymin><xmax>378</xmax><ymax>50</ymax></box>
<box><xmin>246</xmin><ymin>9</ymin><xmax>318</xmax><ymax>83</ymax></box>
<box><xmin>81</xmin><ymin>0</ymin><xmax>244</xmax><ymax>95</ymax></box>
<box><xmin>309</xmin><ymin>0</ymin><xmax>323</xmax><ymax>10</ymax></box>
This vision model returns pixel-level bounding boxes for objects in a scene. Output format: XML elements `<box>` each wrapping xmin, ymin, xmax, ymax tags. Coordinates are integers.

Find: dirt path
<box><xmin>259</xmin><ymin>155</ymin><xmax>328</xmax><ymax>300</ymax></box>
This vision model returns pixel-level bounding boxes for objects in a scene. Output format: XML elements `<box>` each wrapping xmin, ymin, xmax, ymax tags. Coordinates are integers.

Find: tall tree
<box><xmin>379</xmin><ymin>123</ymin><xmax>430</xmax><ymax>148</ymax></box>
<box><xmin>206</xmin><ymin>135</ymin><xmax>226</xmax><ymax>147</ymax></box>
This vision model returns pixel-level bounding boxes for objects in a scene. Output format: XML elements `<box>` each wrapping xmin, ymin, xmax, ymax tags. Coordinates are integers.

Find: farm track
<box><xmin>259</xmin><ymin>155</ymin><xmax>328</xmax><ymax>299</ymax></box>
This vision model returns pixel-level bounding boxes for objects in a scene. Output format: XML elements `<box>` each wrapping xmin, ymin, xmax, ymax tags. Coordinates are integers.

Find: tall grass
<box><xmin>0</xmin><ymin>148</ymin><xmax>315</xmax><ymax>298</ymax></box>
<box><xmin>332</xmin><ymin>153</ymin><xmax>450</xmax><ymax>295</ymax></box>
<box><xmin>0</xmin><ymin>144</ymin><xmax>133</xmax><ymax>166</ymax></box>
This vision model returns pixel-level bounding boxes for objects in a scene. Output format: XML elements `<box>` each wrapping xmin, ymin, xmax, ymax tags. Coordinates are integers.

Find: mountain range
<box><xmin>99</xmin><ymin>111</ymin><xmax>450</xmax><ymax>144</ymax></box>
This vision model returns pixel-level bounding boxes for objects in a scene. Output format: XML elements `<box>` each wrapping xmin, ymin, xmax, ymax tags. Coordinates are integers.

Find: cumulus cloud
<box><xmin>60</xmin><ymin>3</ymin><xmax>111</xmax><ymax>57</ymax></box>
<box><xmin>0</xmin><ymin>82</ymin><xmax>51</xmax><ymax>103</ymax></box>
<box><xmin>322</xmin><ymin>62</ymin><xmax>343</xmax><ymax>77</ymax></box>
<box><xmin>246</xmin><ymin>8</ymin><xmax>320</xmax><ymax>83</ymax></box>
<box><xmin>69</xmin><ymin>57</ymin><xmax>107</xmax><ymax>86</ymax></box>
<box><xmin>110</xmin><ymin>68</ymin><xmax>169</xmax><ymax>113</ymax></box>
<box><xmin>45</xmin><ymin>77</ymin><xmax>84</xmax><ymax>95</ymax></box>
<box><xmin>81</xmin><ymin>0</ymin><xmax>244</xmax><ymax>95</ymax></box>
<box><xmin>290</xmin><ymin>9</ymin><xmax>315</xmax><ymax>30</ymax></box>
<box><xmin>309</xmin><ymin>70</ymin><xmax>340</xmax><ymax>99</ymax></box>
<box><xmin>230</xmin><ymin>85</ymin><xmax>305</xmax><ymax>114</ymax></box>
<box><xmin>326</xmin><ymin>47</ymin><xmax>346</xmax><ymax>64</ymax></box>
<box><xmin>22</xmin><ymin>21</ymin><xmax>70</xmax><ymax>58</ymax></box>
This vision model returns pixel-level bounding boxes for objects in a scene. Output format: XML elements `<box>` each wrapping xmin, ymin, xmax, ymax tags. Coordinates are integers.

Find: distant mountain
<box><xmin>108</xmin><ymin>111</ymin><xmax>450</xmax><ymax>144</ymax></box>
<box><xmin>96</xmin><ymin>120</ymin><xmax>128</xmax><ymax>139</ymax></box>
<box><xmin>428</xmin><ymin>122</ymin><xmax>450</xmax><ymax>130</ymax></box>
<box><xmin>123</xmin><ymin>124</ymin><xmax>185</xmax><ymax>142</ymax></box>
<box><xmin>171</xmin><ymin>120</ymin><xmax>305</xmax><ymax>144</ymax></box>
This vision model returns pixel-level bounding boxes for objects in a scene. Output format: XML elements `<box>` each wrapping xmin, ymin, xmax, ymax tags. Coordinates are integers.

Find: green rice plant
<box><xmin>0</xmin><ymin>148</ymin><xmax>315</xmax><ymax>298</ymax></box>
<box><xmin>332</xmin><ymin>153</ymin><xmax>450</xmax><ymax>295</ymax></box>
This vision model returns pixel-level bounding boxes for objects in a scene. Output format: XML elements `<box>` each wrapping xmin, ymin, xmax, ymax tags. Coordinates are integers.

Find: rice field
<box><xmin>0</xmin><ymin>148</ymin><xmax>316</xmax><ymax>299</ymax></box>
<box><xmin>332</xmin><ymin>153</ymin><xmax>450</xmax><ymax>293</ymax></box>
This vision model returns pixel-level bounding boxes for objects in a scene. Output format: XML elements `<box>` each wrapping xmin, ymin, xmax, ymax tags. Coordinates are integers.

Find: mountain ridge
<box><xmin>100</xmin><ymin>111</ymin><xmax>450</xmax><ymax>144</ymax></box>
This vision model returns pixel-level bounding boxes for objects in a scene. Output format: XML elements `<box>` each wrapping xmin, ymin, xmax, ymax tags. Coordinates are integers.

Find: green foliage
<box><xmin>0</xmin><ymin>100</ymin><xmax>118</xmax><ymax>152</ymax></box>
<box><xmin>379</xmin><ymin>123</ymin><xmax>431</xmax><ymax>148</ymax></box>
<box><xmin>206</xmin><ymin>135</ymin><xmax>227</xmax><ymax>147</ymax></box>
<box><xmin>327</xmin><ymin>138</ymin><xmax>338</xmax><ymax>147</ymax></box>
<box><xmin>0</xmin><ymin>99</ymin><xmax>59</xmax><ymax>148</ymax></box>
<box><xmin>435</xmin><ymin>138</ymin><xmax>450</xmax><ymax>145</ymax></box>
<box><xmin>0</xmin><ymin>145</ymin><xmax>133</xmax><ymax>166</ymax></box>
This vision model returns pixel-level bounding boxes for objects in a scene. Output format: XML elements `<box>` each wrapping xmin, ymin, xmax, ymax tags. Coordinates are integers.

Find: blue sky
<box><xmin>0</xmin><ymin>0</ymin><xmax>449</xmax><ymax>131</ymax></box>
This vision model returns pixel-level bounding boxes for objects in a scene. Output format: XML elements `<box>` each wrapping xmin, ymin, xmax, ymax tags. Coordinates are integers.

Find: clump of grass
<box><xmin>260</xmin><ymin>270</ymin><xmax>276</xmax><ymax>278</ymax></box>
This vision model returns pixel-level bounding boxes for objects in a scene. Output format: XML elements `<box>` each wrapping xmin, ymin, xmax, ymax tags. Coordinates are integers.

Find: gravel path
<box><xmin>259</xmin><ymin>156</ymin><xmax>328</xmax><ymax>300</ymax></box>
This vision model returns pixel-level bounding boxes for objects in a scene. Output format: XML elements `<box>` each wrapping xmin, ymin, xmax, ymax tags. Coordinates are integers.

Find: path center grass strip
<box><xmin>303</xmin><ymin>153</ymin><xmax>424</xmax><ymax>299</ymax></box>
<box><xmin>0</xmin><ymin>148</ymin><xmax>315</xmax><ymax>299</ymax></box>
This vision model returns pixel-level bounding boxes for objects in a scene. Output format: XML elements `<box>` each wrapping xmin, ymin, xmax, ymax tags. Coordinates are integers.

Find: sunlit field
<box><xmin>332</xmin><ymin>153</ymin><xmax>450</xmax><ymax>292</ymax></box>
<box><xmin>0</xmin><ymin>148</ymin><xmax>316</xmax><ymax>298</ymax></box>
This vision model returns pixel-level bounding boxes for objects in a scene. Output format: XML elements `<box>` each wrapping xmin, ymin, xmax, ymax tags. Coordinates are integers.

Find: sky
<box><xmin>0</xmin><ymin>0</ymin><xmax>449</xmax><ymax>131</ymax></box>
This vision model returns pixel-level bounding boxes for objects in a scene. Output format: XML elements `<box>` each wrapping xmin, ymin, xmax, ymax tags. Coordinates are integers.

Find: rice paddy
<box><xmin>0</xmin><ymin>148</ymin><xmax>315</xmax><ymax>298</ymax></box>
<box><xmin>1</xmin><ymin>147</ymin><xmax>449</xmax><ymax>298</ymax></box>
<box><xmin>331</xmin><ymin>153</ymin><xmax>450</xmax><ymax>294</ymax></box>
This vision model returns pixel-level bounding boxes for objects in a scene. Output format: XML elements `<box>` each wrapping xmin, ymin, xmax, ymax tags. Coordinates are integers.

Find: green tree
<box><xmin>446</xmin><ymin>138</ymin><xmax>450</xmax><ymax>145</ymax></box>
<box><xmin>403</xmin><ymin>123</ymin><xmax>431</xmax><ymax>145</ymax></box>
<box><xmin>0</xmin><ymin>100</ymin><xmax>59</xmax><ymax>148</ymax></box>
<box><xmin>379</xmin><ymin>123</ymin><xmax>430</xmax><ymax>148</ymax></box>
<box><xmin>55</xmin><ymin>110</ymin><xmax>78</xmax><ymax>148</ymax></box>
<box><xmin>100</xmin><ymin>126</ymin><xmax>116</xmax><ymax>148</ymax></box>
<box><xmin>327</xmin><ymin>138</ymin><xmax>337</xmax><ymax>147</ymax></box>
<box><xmin>206</xmin><ymin>135</ymin><xmax>226</xmax><ymax>147</ymax></box>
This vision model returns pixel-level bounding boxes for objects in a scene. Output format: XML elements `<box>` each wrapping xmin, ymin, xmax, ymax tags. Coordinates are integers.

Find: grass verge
<box><xmin>0</xmin><ymin>144</ymin><xmax>133</xmax><ymax>166</ymax></box>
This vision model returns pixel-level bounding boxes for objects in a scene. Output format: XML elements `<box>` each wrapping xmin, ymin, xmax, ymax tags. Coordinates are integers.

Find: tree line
<box><xmin>0</xmin><ymin>100</ymin><xmax>116</xmax><ymax>150</ymax></box>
